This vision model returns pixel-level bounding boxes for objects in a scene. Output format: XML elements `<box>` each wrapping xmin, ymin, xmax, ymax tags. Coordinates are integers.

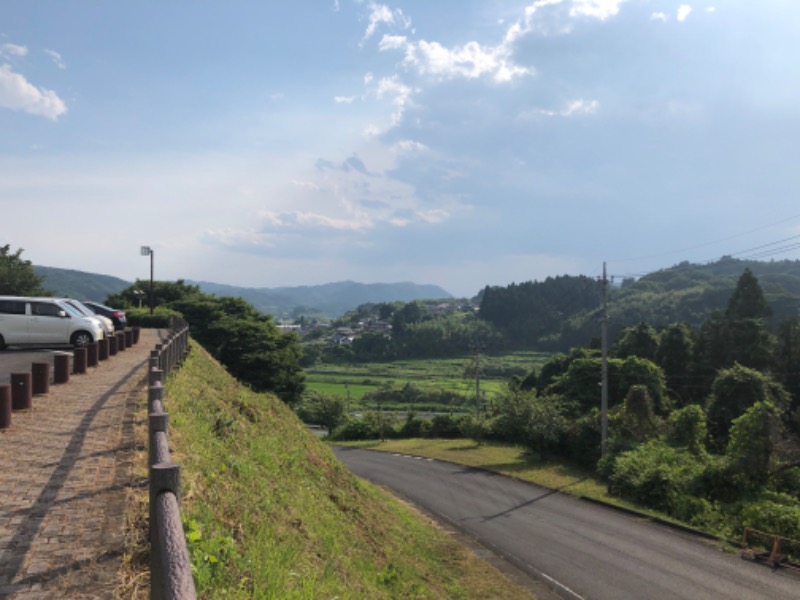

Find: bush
<box><xmin>126</xmin><ymin>306</ymin><xmax>179</xmax><ymax>328</ymax></box>
<box><xmin>608</xmin><ymin>440</ymin><xmax>705</xmax><ymax>514</ymax></box>
<box><xmin>739</xmin><ymin>496</ymin><xmax>800</xmax><ymax>542</ymax></box>
<box><xmin>330</xmin><ymin>418</ymin><xmax>379</xmax><ymax>441</ymax></box>
<box><xmin>428</xmin><ymin>414</ymin><xmax>463</xmax><ymax>438</ymax></box>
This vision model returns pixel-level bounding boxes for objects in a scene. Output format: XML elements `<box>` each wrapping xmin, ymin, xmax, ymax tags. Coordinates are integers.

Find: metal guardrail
<box><xmin>147</xmin><ymin>318</ymin><xmax>196</xmax><ymax>599</ymax></box>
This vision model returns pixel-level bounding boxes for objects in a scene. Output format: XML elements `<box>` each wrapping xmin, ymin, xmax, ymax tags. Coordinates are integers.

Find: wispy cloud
<box><xmin>0</xmin><ymin>64</ymin><xmax>67</xmax><ymax>120</ymax></box>
<box><xmin>361</xmin><ymin>1</ymin><xmax>411</xmax><ymax>44</ymax></box>
<box><xmin>44</xmin><ymin>48</ymin><xmax>66</xmax><ymax>69</ymax></box>
<box><xmin>521</xmin><ymin>98</ymin><xmax>599</xmax><ymax>119</ymax></box>
<box><xmin>677</xmin><ymin>4</ymin><xmax>692</xmax><ymax>22</ymax></box>
<box><xmin>1</xmin><ymin>43</ymin><xmax>28</xmax><ymax>58</ymax></box>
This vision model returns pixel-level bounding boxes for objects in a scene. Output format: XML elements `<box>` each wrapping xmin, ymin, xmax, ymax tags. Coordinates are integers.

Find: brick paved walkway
<box><xmin>0</xmin><ymin>329</ymin><xmax>162</xmax><ymax>599</ymax></box>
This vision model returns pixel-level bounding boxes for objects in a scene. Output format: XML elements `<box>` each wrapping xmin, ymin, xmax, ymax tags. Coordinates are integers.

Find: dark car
<box><xmin>82</xmin><ymin>301</ymin><xmax>128</xmax><ymax>331</ymax></box>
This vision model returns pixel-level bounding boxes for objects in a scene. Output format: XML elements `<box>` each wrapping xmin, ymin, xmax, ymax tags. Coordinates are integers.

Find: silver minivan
<box><xmin>0</xmin><ymin>296</ymin><xmax>105</xmax><ymax>349</ymax></box>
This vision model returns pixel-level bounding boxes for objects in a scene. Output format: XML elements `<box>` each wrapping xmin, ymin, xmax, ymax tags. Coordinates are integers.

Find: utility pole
<box><xmin>600</xmin><ymin>262</ymin><xmax>609</xmax><ymax>457</ymax></box>
<box><xmin>474</xmin><ymin>345</ymin><xmax>481</xmax><ymax>415</ymax></box>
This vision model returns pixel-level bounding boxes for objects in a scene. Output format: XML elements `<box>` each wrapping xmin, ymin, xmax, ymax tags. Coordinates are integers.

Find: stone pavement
<box><xmin>0</xmin><ymin>329</ymin><xmax>163</xmax><ymax>599</ymax></box>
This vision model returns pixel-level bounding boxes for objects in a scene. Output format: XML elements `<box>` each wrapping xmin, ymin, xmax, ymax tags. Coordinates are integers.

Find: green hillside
<box><xmin>144</xmin><ymin>342</ymin><xmax>535</xmax><ymax>599</ymax></box>
<box><xmin>479</xmin><ymin>257</ymin><xmax>800</xmax><ymax>351</ymax></box>
<box><xmin>34</xmin><ymin>265</ymin><xmax>130</xmax><ymax>301</ymax></box>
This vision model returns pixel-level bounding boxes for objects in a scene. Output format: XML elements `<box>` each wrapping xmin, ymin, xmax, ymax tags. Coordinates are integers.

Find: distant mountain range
<box><xmin>33</xmin><ymin>265</ymin><xmax>452</xmax><ymax>318</ymax></box>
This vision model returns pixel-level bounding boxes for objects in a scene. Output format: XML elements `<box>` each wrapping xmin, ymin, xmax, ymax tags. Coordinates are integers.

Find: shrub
<box><xmin>608</xmin><ymin>440</ymin><xmax>705</xmax><ymax>514</ymax></box>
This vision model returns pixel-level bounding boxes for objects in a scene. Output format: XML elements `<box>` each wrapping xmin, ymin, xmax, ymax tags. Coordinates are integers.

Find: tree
<box><xmin>655</xmin><ymin>322</ymin><xmax>695</xmax><ymax>406</ymax></box>
<box><xmin>615</xmin><ymin>322</ymin><xmax>660</xmax><ymax>362</ymax></box>
<box><xmin>0</xmin><ymin>245</ymin><xmax>47</xmax><ymax>296</ymax></box>
<box><xmin>706</xmin><ymin>364</ymin><xmax>789</xmax><ymax>450</ymax></box>
<box><xmin>775</xmin><ymin>317</ymin><xmax>800</xmax><ymax>411</ymax></box>
<box><xmin>726</xmin><ymin>401</ymin><xmax>783</xmax><ymax>487</ymax></box>
<box><xmin>725</xmin><ymin>268</ymin><xmax>771</xmax><ymax>321</ymax></box>
<box><xmin>297</xmin><ymin>392</ymin><xmax>346</xmax><ymax>434</ymax></box>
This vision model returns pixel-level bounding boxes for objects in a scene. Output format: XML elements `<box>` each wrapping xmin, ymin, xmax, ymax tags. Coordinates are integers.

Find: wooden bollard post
<box><xmin>124</xmin><ymin>329</ymin><xmax>133</xmax><ymax>348</ymax></box>
<box><xmin>10</xmin><ymin>373</ymin><xmax>32</xmax><ymax>410</ymax></box>
<box><xmin>116</xmin><ymin>331</ymin><xmax>126</xmax><ymax>352</ymax></box>
<box><xmin>0</xmin><ymin>385</ymin><xmax>11</xmax><ymax>429</ymax></box>
<box><xmin>87</xmin><ymin>343</ymin><xmax>99</xmax><ymax>368</ymax></box>
<box><xmin>73</xmin><ymin>347</ymin><xmax>88</xmax><ymax>375</ymax></box>
<box><xmin>32</xmin><ymin>362</ymin><xmax>50</xmax><ymax>395</ymax></box>
<box><xmin>109</xmin><ymin>335</ymin><xmax>118</xmax><ymax>356</ymax></box>
<box><xmin>132</xmin><ymin>326</ymin><xmax>140</xmax><ymax>344</ymax></box>
<box><xmin>98</xmin><ymin>337</ymin><xmax>109</xmax><ymax>361</ymax></box>
<box><xmin>54</xmin><ymin>354</ymin><xmax>70</xmax><ymax>384</ymax></box>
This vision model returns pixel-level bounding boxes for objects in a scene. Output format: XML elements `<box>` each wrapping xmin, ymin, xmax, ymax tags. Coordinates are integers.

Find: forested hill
<box><xmin>479</xmin><ymin>257</ymin><xmax>800</xmax><ymax>352</ymax></box>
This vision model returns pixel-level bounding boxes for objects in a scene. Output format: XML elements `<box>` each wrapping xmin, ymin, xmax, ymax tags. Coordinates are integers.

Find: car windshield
<box><xmin>66</xmin><ymin>300</ymin><xmax>94</xmax><ymax>317</ymax></box>
<box><xmin>57</xmin><ymin>301</ymin><xmax>83</xmax><ymax>318</ymax></box>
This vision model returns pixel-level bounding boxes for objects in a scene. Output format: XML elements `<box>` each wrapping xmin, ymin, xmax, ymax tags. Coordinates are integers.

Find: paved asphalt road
<box><xmin>333</xmin><ymin>447</ymin><xmax>800</xmax><ymax>600</ymax></box>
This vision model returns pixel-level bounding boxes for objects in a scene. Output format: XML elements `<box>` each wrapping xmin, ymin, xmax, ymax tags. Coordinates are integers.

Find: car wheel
<box><xmin>71</xmin><ymin>331</ymin><xmax>93</xmax><ymax>348</ymax></box>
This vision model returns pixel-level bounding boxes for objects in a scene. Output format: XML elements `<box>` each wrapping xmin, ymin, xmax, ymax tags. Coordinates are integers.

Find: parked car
<box><xmin>82</xmin><ymin>301</ymin><xmax>127</xmax><ymax>331</ymax></box>
<box><xmin>0</xmin><ymin>296</ymin><xmax>105</xmax><ymax>349</ymax></box>
<box><xmin>61</xmin><ymin>298</ymin><xmax>115</xmax><ymax>337</ymax></box>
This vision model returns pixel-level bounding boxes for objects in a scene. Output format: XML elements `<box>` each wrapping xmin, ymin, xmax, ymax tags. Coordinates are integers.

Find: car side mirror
<box><xmin>59</xmin><ymin>310</ymin><xmax>69</xmax><ymax>318</ymax></box>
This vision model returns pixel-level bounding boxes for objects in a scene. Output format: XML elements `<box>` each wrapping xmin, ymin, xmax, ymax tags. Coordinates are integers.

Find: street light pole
<box><xmin>141</xmin><ymin>246</ymin><xmax>154</xmax><ymax>315</ymax></box>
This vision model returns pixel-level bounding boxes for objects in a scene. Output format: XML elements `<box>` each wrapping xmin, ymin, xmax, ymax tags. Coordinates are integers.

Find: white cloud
<box><xmin>393</xmin><ymin>139</ymin><xmax>428</xmax><ymax>153</ymax></box>
<box><xmin>362</xmin><ymin>2</ymin><xmax>411</xmax><ymax>43</ymax></box>
<box><xmin>1</xmin><ymin>43</ymin><xmax>28</xmax><ymax>58</ymax></box>
<box><xmin>378</xmin><ymin>34</ymin><xmax>407</xmax><ymax>51</ymax></box>
<box><xmin>651</xmin><ymin>12</ymin><xmax>668</xmax><ymax>22</ymax></box>
<box><xmin>404</xmin><ymin>39</ymin><xmax>530</xmax><ymax>82</ymax></box>
<box><xmin>374</xmin><ymin>75</ymin><xmax>414</xmax><ymax>125</ymax></box>
<box><xmin>0</xmin><ymin>64</ymin><xmax>67</xmax><ymax>120</ymax></box>
<box><xmin>44</xmin><ymin>49</ymin><xmax>66</xmax><ymax>69</ymax></box>
<box><xmin>259</xmin><ymin>209</ymin><xmax>372</xmax><ymax>232</ymax></box>
<box><xmin>569</xmin><ymin>0</ymin><xmax>626</xmax><ymax>21</ymax></box>
<box><xmin>677</xmin><ymin>4</ymin><xmax>692</xmax><ymax>22</ymax></box>
<box><xmin>334</xmin><ymin>95</ymin><xmax>356</xmax><ymax>104</ymax></box>
<box><xmin>521</xmin><ymin>98</ymin><xmax>599</xmax><ymax>119</ymax></box>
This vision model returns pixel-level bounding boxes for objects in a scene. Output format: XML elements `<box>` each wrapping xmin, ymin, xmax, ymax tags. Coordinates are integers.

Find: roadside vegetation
<box><xmin>323</xmin><ymin>269</ymin><xmax>800</xmax><ymax>555</ymax></box>
<box><xmin>154</xmin><ymin>343</ymin><xmax>536</xmax><ymax>599</ymax></box>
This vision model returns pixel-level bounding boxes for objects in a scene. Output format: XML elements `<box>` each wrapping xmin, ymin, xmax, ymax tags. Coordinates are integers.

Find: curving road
<box><xmin>333</xmin><ymin>447</ymin><xmax>800</xmax><ymax>600</ymax></box>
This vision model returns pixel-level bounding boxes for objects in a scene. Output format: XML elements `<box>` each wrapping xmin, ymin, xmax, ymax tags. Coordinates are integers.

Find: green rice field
<box><xmin>305</xmin><ymin>351</ymin><xmax>551</xmax><ymax>411</ymax></box>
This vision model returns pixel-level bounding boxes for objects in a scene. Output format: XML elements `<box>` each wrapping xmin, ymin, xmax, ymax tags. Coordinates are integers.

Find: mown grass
<box><xmin>154</xmin><ymin>343</ymin><xmax>537</xmax><ymax>599</ymax></box>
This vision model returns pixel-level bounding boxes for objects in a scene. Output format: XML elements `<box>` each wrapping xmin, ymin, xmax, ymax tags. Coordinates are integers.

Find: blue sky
<box><xmin>2</xmin><ymin>1</ymin><xmax>800</xmax><ymax>298</ymax></box>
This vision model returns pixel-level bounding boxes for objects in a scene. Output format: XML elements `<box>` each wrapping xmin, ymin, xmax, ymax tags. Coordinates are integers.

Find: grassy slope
<box><xmin>163</xmin><ymin>344</ymin><xmax>536</xmax><ymax>599</ymax></box>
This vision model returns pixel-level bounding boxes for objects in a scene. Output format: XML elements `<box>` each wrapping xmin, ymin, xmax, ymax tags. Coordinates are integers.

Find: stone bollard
<box><xmin>32</xmin><ymin>362</ymin><xmax>50</xmax><ymax>395</ymax></box>
<box><xmin>54</xmin><ymin>354</ymin><xmax>70</xmax><ymax>384</ymax></box>
<box><xmin>98</xmin><ymin>337</ymin><xmax>109</xmax><ymax>361</ymax></box>
<box><xmin>0</xmin><ymin>385</ymin><xmax>11</xmax><ymax>429</ymax></box>
<box><xmin>11</xmin><ymin>373</ymin><xmax>32</xmax><ymax>410</ymax></box>
<box><xmin>73</xmin><ymin>347</ymin><xmax>88</xmax><ymax>375</ymax></box>
<box><xmin>87</xmin><ymin>343</ymin><xmax>99</xmax><ymax>367</ymax></box>
<box><xmin>116</xmin><ymin>331</ymin><xmax>126</xmax><ymax>352</ymax></box>
<box><xmin>109</xmin><ymin>335</ymin><xmax>118</xmax><ymax>356</ymax></box>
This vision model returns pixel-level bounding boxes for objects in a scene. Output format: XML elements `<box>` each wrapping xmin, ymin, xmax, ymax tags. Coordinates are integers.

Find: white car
<box><xmin>0</xmin><ymin>296</ymin><xmax>105</xmax><ymax>349</ymax></box>
<box><xmin>61</xmin><ymin>298</ymin><xmax>115</xmax><ymax>337</ymax></box>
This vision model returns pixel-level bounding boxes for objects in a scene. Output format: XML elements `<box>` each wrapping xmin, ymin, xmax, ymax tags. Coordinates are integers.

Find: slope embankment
<box><xmin>148</xmin><ymin>342</ymin><xmax>536</xmax><ymax>599</ymax></box>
